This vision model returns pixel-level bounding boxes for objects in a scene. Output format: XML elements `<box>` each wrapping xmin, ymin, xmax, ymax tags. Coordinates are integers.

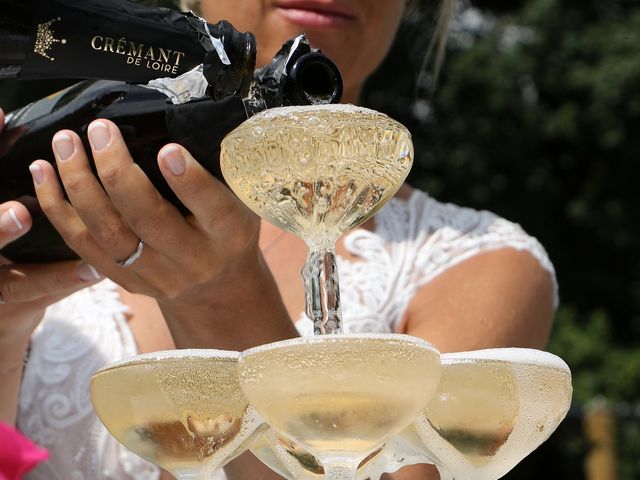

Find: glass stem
<box><xmin>302</xmin><ymin>243</ymin><xmax>343</xmax><ymax>335</ymax></box>
<box><xmin>178</xmin><ymin>472</ymin><xmax>199</xmax><ymax>480</ymax></box>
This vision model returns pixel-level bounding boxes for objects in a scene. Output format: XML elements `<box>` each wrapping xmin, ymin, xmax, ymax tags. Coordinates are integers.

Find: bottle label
<box><xmin>20</xmin><ymin>0</ymin><xmax>210</xmax><ymax>82</ymax></box>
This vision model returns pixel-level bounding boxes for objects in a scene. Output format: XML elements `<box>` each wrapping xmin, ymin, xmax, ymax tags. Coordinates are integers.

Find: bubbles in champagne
<box><xmin>238</xmin><ymin>334</ymin><xmax>440</xmax><ymax>458</ymax></box>
<box><xmin>221</xmin><ymin>104</ymin><xmax>413</xmax><ymax>334</ymax></box>
<box><xmin>90</xmin><ymin>350</ymin><xmax>263</xmax><ymax>477</ymax></box>
<box><xmin>410</xmin><ymin>348</ymin><xmax>572</xmax><ymax>480</ymax></box>
<box><xmin>443</xmin><ymin>347</ymin><xmax>571</xmax><ymax>370</ymax></box>
<box><xmin>221</xmin><ymin>104</ymin><xmax>413</xmax><ymax>244</ymax></box>
<box><xmin>425</xmin><ymin>361</ymin><xmax>519</xmax><ymax>465</ymax></box>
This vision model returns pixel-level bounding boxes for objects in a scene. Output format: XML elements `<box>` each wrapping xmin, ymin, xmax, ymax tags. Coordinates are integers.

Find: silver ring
<box><xmin>117</xmin><ymin>240</ymin><xmax>144</xmax><ymax>267</ymax></box>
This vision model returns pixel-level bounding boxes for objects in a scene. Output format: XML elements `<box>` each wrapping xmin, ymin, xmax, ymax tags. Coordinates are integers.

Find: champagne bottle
<box><xmin>0</xmin><ymin>3</ymin><xmax>343</xmax><ymax>263</ymax></box>
<box><xmin>0</xmin><ymin>0</ymin><xmax>257</xmax><ymax>98</ymax></box>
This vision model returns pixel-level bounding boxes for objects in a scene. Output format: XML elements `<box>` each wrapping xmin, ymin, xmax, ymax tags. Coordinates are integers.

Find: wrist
<box><xmin>0</xmin><ymin>336</ymin><xmax>30</xmax><ymax>425</ymax></box>
<box><xmin>0</xmin><ymin>357</ymin><xmax>27</xmax><ymax>376</ymax></box>
<box><xmin>0</xmin><ymin>309</ymin><xmax>41</xmax><ymax>351</ymax></box>
<box><xmin>0</xmin><ymin>334</ymin><xmax>31</xmax><ymax>371</ymax></box>
<box><xmin>159</xmin><ymin>251</ymin><xmax>299</xmax><ymax>351</ymax></box>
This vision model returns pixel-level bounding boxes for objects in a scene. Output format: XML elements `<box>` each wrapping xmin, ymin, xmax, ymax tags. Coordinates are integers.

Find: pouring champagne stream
<box><xmin>220</xmin><ymin>104</ymin><xmax>414</xmax><ymax>335</ymax></box>
<box><xmin>221</xmin><ymin>104</ymin><xmax>442</xmax><ymax>479</ymax></box>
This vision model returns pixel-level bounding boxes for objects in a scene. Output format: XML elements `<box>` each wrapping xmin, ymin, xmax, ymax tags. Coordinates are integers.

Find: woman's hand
<box><xmin>0</xmin><ymin>110</ymin><xmax>103</xmax><ymax>425</ymax></box>
<box><xmin>30</xmin><ymin>118</ymin><xmax>259</xmax><ymax>300</ymax></box>
<box><xmin>0</xmin><ymin>202</ymin><xmax>104</xmax><ymax>344</ymax></box>
<box><xmin>0</xmin><ymin>110</ymin><xmax>104</xmax><ymax>350</ymax></box>
<box><xmin>31</xmin><ymin>119</ymin><xmax>298</xmax><ymax>350</ymax></box>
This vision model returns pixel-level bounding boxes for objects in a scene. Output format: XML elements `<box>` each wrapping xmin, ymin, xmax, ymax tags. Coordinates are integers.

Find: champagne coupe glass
<box><xmin>91</xmin><ymin>350</ymin><xmax>264</xmax><ymax>480</ymax></box>
<box><xmin>401</xmin><ymin>348</ymin><xmax>573</xmax><ymax>480</ymax></box>
<box><xmin>237</xmin><ymin>333</ymin><xmax>441</xmax><ymax>479</ymax></box>
<box><xmin>220</xmin><ymin>104</ymin><xmax>413</xmax><ymax>334</ymax></box>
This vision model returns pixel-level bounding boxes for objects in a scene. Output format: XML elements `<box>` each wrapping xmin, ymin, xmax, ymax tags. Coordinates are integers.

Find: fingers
<box><xmin>0</xmin><ymin>198</ymin><xmax>103</xmax><ymax>322</ymax></box>
<box><xmin>28</xmin><ymin>119</ymin><xmax>259</xmax><ymax>302</ymax></box>
<box><xmin>29</xmin><ymin>160</ymin><xmax>111</xmax><ymax>265</ymax></box>
<box><xmin>50</xmin><ymin>129</ymin><xmax>141</xmax><ymax>263</ymax></box>
<box><xmin>0</xmin><ymin>107</ymin><xmax>4</xmax><ymax>131</ymax></box>
<box><xmin>85</xmin><ymin>121</ymin><xmax>196</xmax><ymax>256</ymax></box>
<box><xmin>158</xmin><ymin>144</ymin><xmax>255</xmax><ymax>237</ymax></box>
<box><xmin>0</xmin><ymin>260</ymin><xmax>102</xmax><ymax>305</ymax></box>
<box><xmin>0</xmin><ymin>202</ymin><xmax>32</xmax><ymax>252</ymax></box>
<box><xmin>32</xmin><ymin>121</ymin><xmax>209</xmax><ymax>293</ymax></box>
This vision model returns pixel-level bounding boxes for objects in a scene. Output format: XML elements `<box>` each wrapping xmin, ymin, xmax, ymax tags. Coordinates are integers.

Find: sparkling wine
<box><xmin>407</xmin><ymin>348</ymin><xmax>572</xmax><ymax>480</ymax></box>
<box><xmin>220</xmin><ymin>104</ymin><xmax>412</xmax><ymax>245</ymax></box>
<box><xmin>238</xmin><ymin>334</ymin><xmax>440</xmax><ymax>463</ymax></box>
<box><xmin>426</xmin><ymin>360</ymin><xmax>519</xmax><ymax>465</ymax></box>
<box><xmin>220</xmin><ymin>105</ymin><xmax>412</xmax><ymax>334</ymax></box>
<box><xmin>91</xmin><ymin>350</ymin><xmax>263</xmax><ymax>479</ymax></box>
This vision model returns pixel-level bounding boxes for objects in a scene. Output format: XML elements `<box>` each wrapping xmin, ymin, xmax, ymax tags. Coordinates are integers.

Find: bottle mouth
<box><xmin>286</xmin><ymin>51</ymin><xmax>343</xmax><ymax>105</ymax></box>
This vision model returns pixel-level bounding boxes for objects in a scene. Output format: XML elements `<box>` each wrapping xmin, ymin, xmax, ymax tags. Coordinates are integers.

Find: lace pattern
<box><xmin>17</xmin><ymin>190</ymin><xmax>556</xmax><ymax>479</ymax></box>
<box><xmin>296</xmin><ymin>190</ymin><xmax>557</xmax><ymax>336</ymax></box>
<box><xmin>19</xmin><ymin>280</ymin><xmax>159</xmax><ymax>480</ymax></box>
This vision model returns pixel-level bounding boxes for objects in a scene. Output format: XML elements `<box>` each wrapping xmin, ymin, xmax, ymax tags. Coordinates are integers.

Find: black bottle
<box><xmin>0</xmin><ymin>1</ymin><xmax>343</xmax><ymax>263</ymax></box>
<box><xmin>0</xmin><ymin>0</ymin><xmax>257</xmax><ymax>95</ymax></box>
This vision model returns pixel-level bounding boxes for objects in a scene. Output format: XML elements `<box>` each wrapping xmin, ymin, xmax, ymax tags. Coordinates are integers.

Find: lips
<box><xmin>274</xmin><ymin>1</ymin><xmax>357</xmax><ymax>28</ymax></box>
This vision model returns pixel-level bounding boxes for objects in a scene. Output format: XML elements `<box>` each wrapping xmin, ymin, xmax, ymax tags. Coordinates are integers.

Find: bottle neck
<box><xmin>201</xmin><ymin>20</ymin><xmax>257</xmax><ymax>99</ymax></box>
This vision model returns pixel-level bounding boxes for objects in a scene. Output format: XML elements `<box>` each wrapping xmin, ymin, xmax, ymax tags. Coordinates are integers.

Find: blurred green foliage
<box><xmin>363</xmin><ymin>0</ymin><xmax>640</xmax><ymax>477</ymax></box>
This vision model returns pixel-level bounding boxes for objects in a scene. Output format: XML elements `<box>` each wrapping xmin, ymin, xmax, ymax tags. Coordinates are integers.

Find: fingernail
<box><xmin>161</xmin><ymin>146</ymin><xmax>186</xmax><ymax>176</ymax></box>
<box><xmin>0</xmin><ymin>208</ymin><xmax>23</xmax><ymax>234</ymax></box>
<box><xmin>29</xmin><ymin>162</ymin><xmax>45</xmax><ymax>185</ymax></box>
<box><xmin>88</xmin><ymin>121</ymin><xmax>111</xmax><ymax>151</ymax></box>
<box><xmin>53</xmin><ymin>133</ymin><xmax>75</xmax><ymax>161</ymax></box>
<box><xmin>77</xmin><ymin>263</ymin><xmax>103</xmax><ymax>282</ymax></box>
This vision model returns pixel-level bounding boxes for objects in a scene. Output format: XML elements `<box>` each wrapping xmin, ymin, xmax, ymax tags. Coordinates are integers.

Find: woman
<box><xmin>0</xmin><ymin>0</ymin><xmax>556</xmax><ymax>478</ymax></box>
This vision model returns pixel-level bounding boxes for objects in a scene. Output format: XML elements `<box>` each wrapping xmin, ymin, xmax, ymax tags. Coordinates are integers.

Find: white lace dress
<box><xmin>18</xmin><ymin>190</ymin><xmax>557</xmax><ymax>479</ymax></box>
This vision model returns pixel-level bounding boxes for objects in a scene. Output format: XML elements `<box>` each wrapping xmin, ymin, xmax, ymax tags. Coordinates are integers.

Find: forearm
<box><xmin>159</xmin><ymin>250</ymin><xmax>299</xmax><ymax>352</ymax></box>
<box><xmin>0</xmin><ymin>336</ymin><xmax>30</xmax><ymax>425</ymax></box>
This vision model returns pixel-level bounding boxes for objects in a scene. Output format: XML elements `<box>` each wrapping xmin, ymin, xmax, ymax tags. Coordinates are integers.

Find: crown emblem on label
<box><xmin>34</xmin><ymin>17</ymin><xmax>67</xmax><ymax>61</ymax></box>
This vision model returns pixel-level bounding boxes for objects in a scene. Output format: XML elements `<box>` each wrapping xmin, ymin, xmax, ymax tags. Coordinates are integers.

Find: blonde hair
<box><xmin>419</xmin><ymin>0</ymin><xmax>456</xmax><ymax>93</ymax></box>
<box><xmin>179</xmin><ymin>0</ymin><xmax>200</xmax><ymax>14</ymax></box>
